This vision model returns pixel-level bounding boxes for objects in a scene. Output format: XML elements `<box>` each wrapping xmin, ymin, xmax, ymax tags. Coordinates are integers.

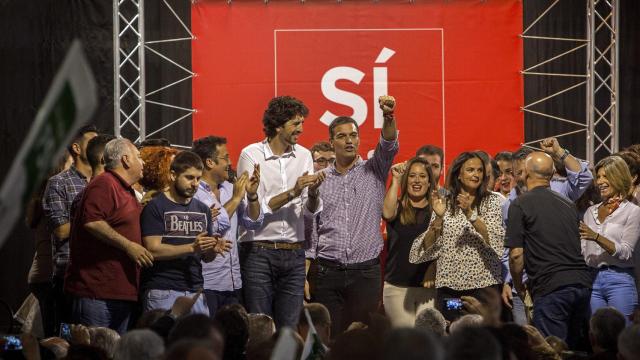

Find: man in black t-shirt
<box><xmin>141</xmin><ymin>151</ymin><xmax>231</xmax><ymax>315</ymax></box>
<box><xmin>505</xmin><ymin>152</ymin><xmax>592</xmax><ymax>351</ymax></box>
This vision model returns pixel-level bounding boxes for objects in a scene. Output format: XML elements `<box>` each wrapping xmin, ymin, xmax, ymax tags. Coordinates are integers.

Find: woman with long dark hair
<box><xmin>382</xmin><ymin>157</ymin><xmax>436</xmax><ymax>327</ymax></box>
<box><xmin>409</xmin><ymin>151</ymin><xmax>504</xmax><ymax>321</ymax></box>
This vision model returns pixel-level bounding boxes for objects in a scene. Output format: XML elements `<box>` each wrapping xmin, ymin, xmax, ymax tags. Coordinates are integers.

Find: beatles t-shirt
<box><xmin>140</xmin><ymin>192</ymin><xmax>212</xmax><ymax>292</ymax></box>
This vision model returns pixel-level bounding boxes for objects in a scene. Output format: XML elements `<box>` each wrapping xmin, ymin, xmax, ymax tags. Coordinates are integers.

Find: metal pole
<box><xmin>611</xmin><ymin>0</ymin><xmax>619</xmax><ymax>153</ymax></box>
<box><xmin>586</xmin><ymin>0</ymin><xmax>594</xmax><ymax>165</ymax></box>
<box><xmin>138</xmin><ymin>0</ymin><xmax>146</xmax><ymax>142</ymax></box>
<box><xmin>113</xmin><ymin>0</ymin><xmax>121</xmax><ymax>137</ymax></box>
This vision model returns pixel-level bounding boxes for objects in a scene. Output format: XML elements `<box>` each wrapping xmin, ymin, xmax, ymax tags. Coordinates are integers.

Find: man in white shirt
<box><xmin>237</xmin><ymin>96</ymin><xmax>324</xmax><ymax>328</ymax></box>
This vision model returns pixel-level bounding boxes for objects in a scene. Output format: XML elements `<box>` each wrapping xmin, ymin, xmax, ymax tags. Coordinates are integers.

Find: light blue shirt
<box><xmin>194</xmin><ymin>180</ymin><xmax>263</xmax><ymax>291</ymax></box>
<box><xmin>502</xmin><ymin>160</ymin><xmax>593</xmax><ymax>285</ymax></box>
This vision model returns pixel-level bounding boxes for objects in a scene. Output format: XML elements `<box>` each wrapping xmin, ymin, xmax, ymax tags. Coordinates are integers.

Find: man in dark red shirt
<box><xmin>65</xmin><ymin>138</ymin><xmax>153</xmax><ymax>334</ymax></box>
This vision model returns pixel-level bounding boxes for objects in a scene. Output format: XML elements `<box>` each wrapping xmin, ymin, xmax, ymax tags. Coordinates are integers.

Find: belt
<box><xmin>315</xmin><ymin>257</ymin><xmax>379</xmax><ymax>270</ymax></box>
<box><xmin>246</xmin><ymin>241</ymin><xmax>304</xmax><ymax>250</ymax></box>
<box><xmin>599</xmin><ymin>265</ymin><xmax>633</xmax><ymax>271</ymax></box>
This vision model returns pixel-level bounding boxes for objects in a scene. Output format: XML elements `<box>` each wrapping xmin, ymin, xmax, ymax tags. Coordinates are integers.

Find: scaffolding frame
<box><xmin>521</xmin><ymin>0</ymin><xmax>618</xmax><ymax>164</ymax></box>
<box><xmin>114</xmin><ymin>1</ymin><xmax>619</xmax><ymax>159</ymax></box>
<box><xmin>113</xmin><ymin>0</ymin><xmax>195</xmax><ymax>147</ymax></box>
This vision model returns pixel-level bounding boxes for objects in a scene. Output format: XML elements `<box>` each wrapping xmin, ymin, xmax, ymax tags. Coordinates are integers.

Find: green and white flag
<box><xmin>0</xmin><ymin>40</ymin><xmax>97</xmax><ymax>249</ymax></box>
<box><xmin>300</xmin><ymin>308</ymin><xmax>328</xmax><ymax>360</ymax></box>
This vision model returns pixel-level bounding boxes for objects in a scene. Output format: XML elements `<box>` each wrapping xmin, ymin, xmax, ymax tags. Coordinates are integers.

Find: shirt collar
<box><xmin>329</xmin><ymin>156</ymin><xmax>364</xmax><ymax>175</ymax></box>
<box><xmin>199</xmin><ymin>179</ymin><xmax>213</xmax><ymax>192</ymax></box>
<box><xmin>262</xmin><ymin>139</ymin><xmax>297</xmax><ymax>160</ymax></box>
<box><xmin>69</xmin><ymin>166</ymin><xmax>89</xmax><ymax>181</ymax></box>
<box><xmin>106</xmin><ymin>170</ymin><xmax>133</xmax><ymax>190</ymax></box>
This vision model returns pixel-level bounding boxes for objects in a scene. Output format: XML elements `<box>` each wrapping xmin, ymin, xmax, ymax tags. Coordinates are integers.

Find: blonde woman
<box><xmin>580</xmin><ymin>155</ymin><xmax>640</xmax><ymax>321</ymax></box>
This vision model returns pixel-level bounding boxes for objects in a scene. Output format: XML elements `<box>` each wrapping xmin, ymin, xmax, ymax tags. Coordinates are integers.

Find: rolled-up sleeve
<box><xmin>560</xmin><ymin>161</ymin><xmax>593</xmax><ymax>201</ymax></box>
<box><xmin>43</xmin><ymin>178</ymin><xmax>69</xmax><ymax>230</ymax></box>
<box><xmin>237</xmin><ymin>199</ymin><xmax>263</xmax><ymax>230</ymax></box>
<box><xmin>613</xmin><ymin>206</ymin><xmax>640</xmax><ymax>261</ymax></box>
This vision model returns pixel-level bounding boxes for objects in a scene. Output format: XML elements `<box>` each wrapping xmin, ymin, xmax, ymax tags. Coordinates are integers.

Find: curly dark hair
<box><xmin>262</xmin><ymin>96</ymin><xmax>309</xmax><ymax>139</ymax></box>
<box><xmin>445</xmin><ymin>151</ymin><xmax>490</xmax><ymax>215</ymax></box>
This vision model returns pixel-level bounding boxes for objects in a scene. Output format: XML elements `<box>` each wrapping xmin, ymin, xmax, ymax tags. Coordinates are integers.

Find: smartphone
<box><xmin>2</xmin><ymin>335</ymin><xmax>23</xmax><ymax>351</ymax></box>
<box><xmin>443</xmin><ymin>297</ymin><xmax>463</xmax><ymax>311</ymax></box>
<box><xmin>59</xmin><ymin>322</ymin><xmax>72</xmax><ymax>341</ymax></box>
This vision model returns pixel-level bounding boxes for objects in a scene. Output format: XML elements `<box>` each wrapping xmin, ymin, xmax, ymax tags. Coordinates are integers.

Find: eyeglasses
<box><xmin>314</xmin><ymin>158</ymin><xmax>335</xmax><ymax>166</ymax></box>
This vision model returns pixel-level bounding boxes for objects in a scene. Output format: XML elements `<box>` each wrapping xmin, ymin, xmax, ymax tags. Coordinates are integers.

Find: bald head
<box><xmin>525</xmin><ymin>152</ymin><xmax>555</xmax><ymax>180</ymax></box>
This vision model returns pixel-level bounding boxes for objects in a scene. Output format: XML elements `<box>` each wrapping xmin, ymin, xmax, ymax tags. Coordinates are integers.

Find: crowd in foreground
<box><xmin>4</xmin><ymin>95</ymin><xmax>640</xmax><ymax>359</ymax></box>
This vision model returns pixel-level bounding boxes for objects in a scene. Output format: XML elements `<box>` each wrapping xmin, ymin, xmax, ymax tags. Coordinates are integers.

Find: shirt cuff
<box><xmin>565</xmin><ymin>160</ymin><xmax>590</xmax><ymax>181</ymax></box>
<box><xmin>304</xmin><ymin>196</ymin><xmax>323</xmax><ymax>217</ymax></box>
<box><xmin>240</xmin><ymin>200</ymin><xmax>264</xmax><ymax>229</ymax></box>
<box><xmin>379</xmin><ymin>132</ymin><xmax>399</xmax><ymax>151</ymax></box>
<box><xmin>261</xmin><ymin>194</ymin><xmax>276</xmax><ymax>215</ymax></box>
<box><xmin>49</xmin><ymin>216</ymin><xmax>69</xmax><ymax>229</ymax></box>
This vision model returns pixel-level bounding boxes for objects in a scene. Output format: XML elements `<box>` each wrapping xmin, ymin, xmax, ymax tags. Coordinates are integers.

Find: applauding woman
<box><xmin>382</xmin><ymin>157</ymin><xmax>437</xmax><ymax>327</ymax></box>
<box><xmin>580</xmin><ymin>155</ymin><xmax>640</xmax><ymax>322</ymax></box>
<box><xmin>409</xmin><ymin>152</ymin><xmax>504</xmax><ymax>321</ymax></box>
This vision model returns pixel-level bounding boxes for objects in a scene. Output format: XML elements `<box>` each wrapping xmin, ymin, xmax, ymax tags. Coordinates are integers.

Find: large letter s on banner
<box><xmin>319</xmin><ymin>66</ymin><xmax>367</xmax><ymax>126</ymax></box>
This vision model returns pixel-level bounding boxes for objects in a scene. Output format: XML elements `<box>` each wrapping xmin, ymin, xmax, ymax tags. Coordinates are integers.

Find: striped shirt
<box><xmin>306</xmin><ymin>134</ymin><xmax>398</xmax><ymax>264</ymax></box>
<box><xmin>195</xmin><ymin>180</ymin><xmax>263</xmax><ymax>291</ymax></box>
<box><xmin>42</xmin><ymin>167</ymin><xmax>88</xmax><ymax>277</ymax></box>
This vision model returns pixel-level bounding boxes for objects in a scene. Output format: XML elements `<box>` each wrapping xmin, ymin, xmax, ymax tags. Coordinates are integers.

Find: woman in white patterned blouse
<box><xmin>409</xmin><ymin>151</ymin><xmax>504</xmax><ymax>321</ymax></box>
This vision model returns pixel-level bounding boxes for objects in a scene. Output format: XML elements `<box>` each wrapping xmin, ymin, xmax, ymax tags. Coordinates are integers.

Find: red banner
<box><xmin>192</xmin><ymin>0</ymin><xmax>523</xmax><ymax>167</ymax></box>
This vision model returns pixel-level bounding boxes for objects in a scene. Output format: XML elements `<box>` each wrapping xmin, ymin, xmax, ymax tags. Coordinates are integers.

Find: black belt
<box><xmin>599</xmin><ymin>265</ymin><xmax>633</xmax><ymax>271</ymax></box>
<box><xmin>315</xmin><ymin>257</ymin><xmax>379</xmax><ymax>270</ymax></box>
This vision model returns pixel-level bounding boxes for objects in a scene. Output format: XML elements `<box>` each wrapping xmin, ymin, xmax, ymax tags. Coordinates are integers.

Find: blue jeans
<box><xmin>239</xmin><ymin>245</ymin><xmax>305</xmax><ymax>328</ymax></box>
<box><xmin>204</xmin><ymin>289</ymin><xmax>241</xmax><ymax>316</ymax></box>
<box><xmin>591</xmin><ymin>267</ymin><xmax>638</xmax><ymax>324</ymax></box>
<box><xmin>533</xmin><ymin>285</ymin><xmax>591</xmax><ymax>351</ymax></box>
<box><xmin>71</xmin><ymin>297</ymin><xmax>135</xmax><ymax>334</ymax></box>
<box><xmin>511</xmin><ymin>293</ymin><xmax>528</xmax><ymax>325</ymax></box>
<box><xmin>142</xmin><ymin>289</ymin><xmax>210</xmax><ymax>316</ymax></box>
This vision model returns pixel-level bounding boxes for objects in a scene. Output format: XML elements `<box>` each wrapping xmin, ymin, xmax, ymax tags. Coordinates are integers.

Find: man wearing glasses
<box><xmin>311</xmin><ymin>141</ymin><xmax>336</xmax><ymax>172</ymax></box>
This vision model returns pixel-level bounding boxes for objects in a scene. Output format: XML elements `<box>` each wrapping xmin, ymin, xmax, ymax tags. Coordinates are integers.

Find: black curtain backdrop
<box><xmin>0</xmin><ymin>0</ymin><xmax>637</xmax><ymax>325</ymax></box>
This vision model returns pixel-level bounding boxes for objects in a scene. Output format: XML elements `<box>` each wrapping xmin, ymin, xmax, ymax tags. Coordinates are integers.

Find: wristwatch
<box><xmin>287</xmin><ymin>190</ymin><xmax>296</xmax><ymax>201</ymax></box>
<box><xmin>559</xmin><ymin>148</ymin><xmax>570</xmax><ymax>162</ymax></box>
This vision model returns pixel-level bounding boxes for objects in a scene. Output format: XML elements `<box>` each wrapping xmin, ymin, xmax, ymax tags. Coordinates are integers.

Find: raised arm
<box><xmin>383</xmin><ymin>163</ymin><xmax>405</xmax><ymax>221</ymax></box>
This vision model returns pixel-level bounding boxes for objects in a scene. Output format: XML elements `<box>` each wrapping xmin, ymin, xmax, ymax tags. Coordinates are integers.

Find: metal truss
<box><xmin>587</xmin><ymin>0</ymin><xmax>619</xmax><ymax>161</ymax></box>
<box><xmin>113</xmin><ymin>0</ymin><xmax>195</xmax><ymax>147</ymax></box>
<box><xmin>521</xmin><ymin>0</ymin><xmax>618</xmax><ymax>164</ymax></box>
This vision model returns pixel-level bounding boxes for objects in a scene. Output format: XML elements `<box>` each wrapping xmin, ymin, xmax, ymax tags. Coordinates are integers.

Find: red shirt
<box><xmin>65</xmin><ymin>171</ymin><xmax>142</xmax><ymax>301</ymax></box>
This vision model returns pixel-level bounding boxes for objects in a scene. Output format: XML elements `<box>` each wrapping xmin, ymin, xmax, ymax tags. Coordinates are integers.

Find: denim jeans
<box><xmin>71</xmin><ymin>297</ymin><xmax>135</xmax><ymax>334</ymax></box>
<box><xmin>142</xmin><ymin>289</ymin><xmax>210</xmax><ymax>316</ymax></box>
<box><xmin>533</xmin><ymin>285</ymin><xmax>591</xmax><ymax>351</ymax></box>
<box><xmin>308</xmin><ymin>260</ymin><xmax>381</xmax><ymax>337</ymax></box>
<box><xmin>239</xmin><ymin>245</ymin><xmax>306</xmax><ymax>328</ymax></box>
<box><xmin>591</xmin><ymin>267</ymin><xmax>638</xmax><ymax>324</ymax></box>
<box><xmin>204</xmin><ymin>289</ymin><xmax>241</xmax><ymax>317</ymax></box>
<box><xmin>511</xmin><ymin>293</ymin><xmax>528</xmax><ymax>325</ymax></box>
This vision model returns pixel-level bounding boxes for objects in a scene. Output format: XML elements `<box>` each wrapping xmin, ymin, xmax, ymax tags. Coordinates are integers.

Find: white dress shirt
<box><xmin>237</xmin><ymin>139</ymin><xmax>320</xmax><ymax>243</ymax></box>
<box><xmin>582</xmin><ymin>200</ymin><xmax>640</xmax><ymax>268</ymax></box>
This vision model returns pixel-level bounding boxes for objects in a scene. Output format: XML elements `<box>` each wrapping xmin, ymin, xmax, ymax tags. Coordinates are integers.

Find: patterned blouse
<box><xmin>409</xmin><ymin>192</ymin><xmax>504</xmax><ymax>291</ymax></box>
